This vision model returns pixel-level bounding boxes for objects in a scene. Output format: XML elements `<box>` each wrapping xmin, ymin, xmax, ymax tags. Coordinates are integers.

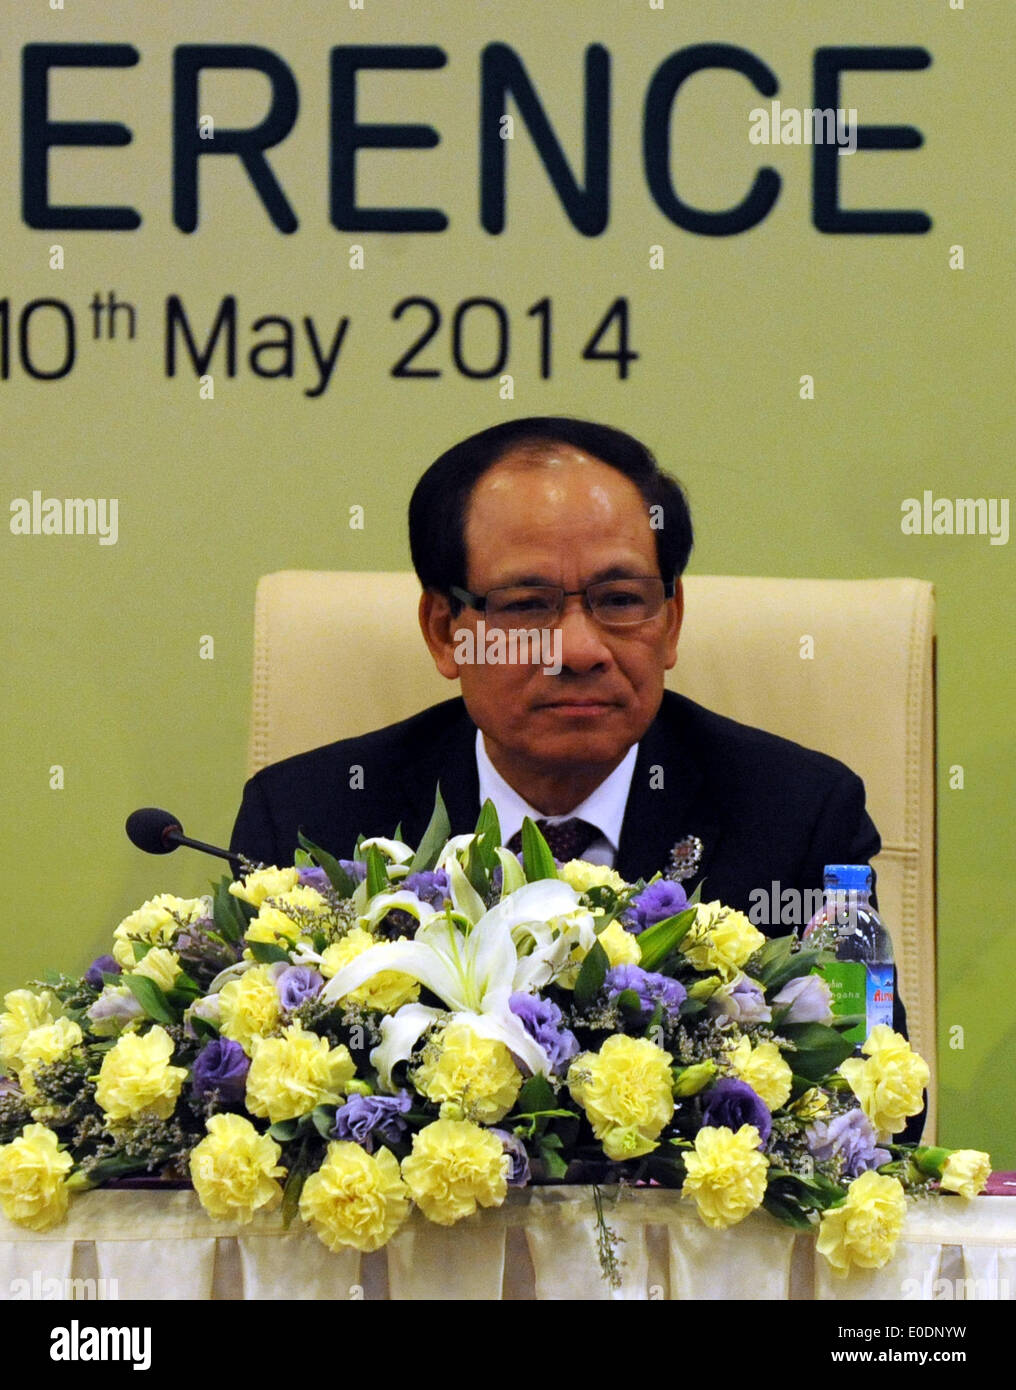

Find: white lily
<box><xmin>320</xmin><ymin>877</ymin><xmax>590</xmax><ymax>1088</ymax></box>
<box><xmin>358</xmin><ymin>836</ymin><xmax>416</xmax><ymax>865</ymax></box>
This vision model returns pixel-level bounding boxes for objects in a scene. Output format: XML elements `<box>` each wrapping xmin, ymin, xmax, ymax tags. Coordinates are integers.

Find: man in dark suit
<box><xmin>231</xmin><ymin>416</ymin><xmax>913</xmax><ymax>1061</ymax></box>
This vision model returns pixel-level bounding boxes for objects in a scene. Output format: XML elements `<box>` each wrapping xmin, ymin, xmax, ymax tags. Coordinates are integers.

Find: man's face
<box><xmin>419</xmin><ymin>446</ymin><xmax>682</xmax><ymax>809</ymax></box>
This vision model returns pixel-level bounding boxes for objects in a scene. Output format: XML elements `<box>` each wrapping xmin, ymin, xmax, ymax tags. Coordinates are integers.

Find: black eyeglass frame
<box><xmin>448</xmin><ymin>577</ymin><xmax>676</xmax><ymax>627</ymax></box>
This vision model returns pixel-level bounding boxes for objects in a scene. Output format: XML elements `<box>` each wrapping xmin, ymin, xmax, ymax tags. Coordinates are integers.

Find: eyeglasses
<box><xmin>449</xmin><ymin>577</ymin><xmax>674</xmax><ymax>629</ymax></box>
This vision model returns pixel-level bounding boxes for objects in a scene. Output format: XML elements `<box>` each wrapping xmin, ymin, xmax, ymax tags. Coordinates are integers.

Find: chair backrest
<box><xmin>247</xmin><ymin>570</ymin><xmax>937</xmax><ymax>1136</ymax></box>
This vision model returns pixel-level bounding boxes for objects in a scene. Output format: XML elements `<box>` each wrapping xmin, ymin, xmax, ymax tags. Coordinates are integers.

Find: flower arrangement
<box><xmin>0</xmin><ymin>796</ymin><xmax>990</xmax><ymax>1279</ymax></box>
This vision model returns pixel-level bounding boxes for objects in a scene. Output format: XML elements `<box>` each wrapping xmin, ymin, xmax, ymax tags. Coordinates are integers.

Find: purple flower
<box><xmin>191</xmin><ymin>1039</ymin><xmax>250</xmax><ymax>1105</ymax></box>
<box><xmin>339</xmin><ymin>859</ymin><xmax>368</xmax><ymax>885</ymax></box>
<box><xmin>332</xmin><ymin>1091</ymin><xmax>413</xmax><ymax>1153</ymax></box>
<box><xmin>772</xmin><ymin>974</ymin><xmax>833</xmax><ymax>1024</ymax></box>
<box><xmin>605</xmin><ymin>964</ymin><xmax>687</xmax><ymax>1022</ymax></box>
<box><xmin>625</xmin><ymin>880</ymin><xmax>688</xmax><ymax>934</ymax></box>
<box><xmin>491</xmin><ymin>1129</ymin><xmax>531</xmax><ymax>1187</ymax></box>
<box><xmin>273</xmin><ymin>965</ymin><xmax>324</xmax><ymax>1011</ymax></box>
<box><xmin>708</xmin><ymin>975</ymin><xmax>772</xmax><ymax>1026</ymax></box>
<box><xmin>87</xmin><ymin>988</ymin><xmax>144</xmax><ymax>1032</ymax></box>
<box><xmin>85</xmin><ymin>955</ymin><xmax>120</xmax><ymax>989</ymax></box>
<box><xmin>509</xmin><ymin>993</ymin><xmax>580</xmax><ymax>1076</ymax></box>
<box><xmin>807</xmin><ymin>1109</ymin><xmax>891</xmax><ymax>1178</ymax></box>
<box><xmin>701</xmin><ymin>1078</ymin><xmax>772</xmax><ymax>1145</ymax></box>
<box><xmin>401</xmin><ymin>869</ymin><xmax>450</xmax><ymax>909</ymax></box>
<box><xmin>297</xmin><ymin>866</ymin><xmax>332</xmax><ymax>892</ymax></box>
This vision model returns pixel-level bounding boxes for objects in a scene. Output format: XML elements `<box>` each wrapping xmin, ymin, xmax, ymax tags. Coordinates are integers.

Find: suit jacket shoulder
<box><xmin>230</xmin><ymin>698</ymin><xmax>480</xmax><ymax>867</ymax></box>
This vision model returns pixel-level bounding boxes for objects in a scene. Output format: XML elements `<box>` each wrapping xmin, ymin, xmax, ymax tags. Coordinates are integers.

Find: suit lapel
<box><xmin>399</xmin><ymin>702</ymin><xmax>481</xmax><ymax>843</ymax></box>
<box><xmin>617</xmin><ymin>694</ymin><xmax>721</xmax><ymax>891</ymax></box>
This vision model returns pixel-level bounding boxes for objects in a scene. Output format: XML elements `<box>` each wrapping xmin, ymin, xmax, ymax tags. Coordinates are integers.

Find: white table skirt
<box><xmin>1</xmin><ymin>1188</ymin><xmax>1014</xmax><ymax>1301</ymax></box>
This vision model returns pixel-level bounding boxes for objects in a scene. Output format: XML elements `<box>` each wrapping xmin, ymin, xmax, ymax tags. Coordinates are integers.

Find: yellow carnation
<box><xmin>940</xmin><ymin>1149</ymin><xmax>991</xmax><ymax>1200</ymax></box>
<box><xmin>130</xmin><ymin>948</ymin><xmax>181</xmax><ymax>992</ymax></box>
<box><xmin>218</xmin><ymin>965</ymin><xmax>282</xmax><ymax>1054</ymax></box>
<box><xmin>0</xmin><ymin>989</ymin><xmax>59</xmax><ymax>1071</ymax></box>
<box><xmin>0</xmin><ymin>1124</ymin><xmax>74</xmax><ymax>1232</ymax></box>
<box><xmin>94</xmin><ymin>1026</ymin><xmax>187</xmax><ymax>1123</ymax></box>
<box><xmin>112</xmin><ymin>894</ymin><xmax>209</xmax><ymax>969</ymax></box>
<box><xmin>568</xmin><ymin>1035</ymin><xmax>674</xmax><ymax>1160</ymax></box>
<box><xmin>320</xmin><ymin>929</ymin><xmax>420</xmax><ymax>1014</ymax></box>
<box><xmin>558</xmin><ymin>861</ymin><xmax>626</xmax><ymax>894</ymax></box>
<box><xmin>300</xmin><ymin>1142</ymin><xmax>410</xmax><ymax>1252</ymax></box>
<box><xmin>245</xmin><ymin>1024</ymin><xmax>356</xmax><ymax>1123</ymax></box>
<box><xmin>413</xmin><ymin>1023</ymin><xmax>522</xmax><ymax>1124</ymax></box>
<box><xmin>229</xmin><ymin>866</ymin><xmax>300</xmax><ymax>908</ymax></box>
<box><xmin>597</xmin><ymin>920</ymin><xmax>642</xmax><ymax>969</ymax></box>
<box><xmin>817</xmin><ymin>1169</ymin><xmax>907</xmax><ymax>1274</ymax></box>
<box><xmin>189</xmin><ymin>1114</ymin><xmax>285</xmax><ymax>1223</ymax></box>
<box><xmin>839</xmin><ymin>1025</ymin><xmax>930</xmax><ymax>1136</ymax></box>
<box><xmin>17</xmin><ymin>1019</ymin><xmax>83</xmax><ymax>1099</ymax></box>
<box><xmin>726</xmin><ymin>1036</ymin><xmax>793</xmax><ymax>1111</ymax></box>
<box><xmin>245</xmin><ymin>887</ymin><xmax>332</xmax><ymax>947</ymax></box>
<box><xmin>680</xmin><ymin>901</ymin><xmax>765</xmax><ymax>980</ymax></box>
<box><xmin>401</xmin><ymin>1118</ymin><xmax>508</xmax><ymax>1225</ymax></box>
<box><xmin>683</xmin><ymin>1124</ymin><xmax>768</xmax><ymax>1228</ymax></box>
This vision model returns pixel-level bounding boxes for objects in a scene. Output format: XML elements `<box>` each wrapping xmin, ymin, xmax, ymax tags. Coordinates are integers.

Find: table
<box><xmin>2</xmin><ymin>1188</ymin><xmax>1014</xmax><ymax>1300</ymax></box>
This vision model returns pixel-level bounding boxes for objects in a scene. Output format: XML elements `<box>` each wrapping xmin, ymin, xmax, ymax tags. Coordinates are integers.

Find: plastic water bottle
<box><xmin>803</xmin><ymin>864</ymin><xmax>895</xmax><ymax>1047</ymax></box>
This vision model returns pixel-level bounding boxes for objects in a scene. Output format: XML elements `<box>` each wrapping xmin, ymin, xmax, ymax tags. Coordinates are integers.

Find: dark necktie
<box><xmin>506</xmin><ymin>817</ymin><xmax>602</xmax><ymax>861</ymax></box>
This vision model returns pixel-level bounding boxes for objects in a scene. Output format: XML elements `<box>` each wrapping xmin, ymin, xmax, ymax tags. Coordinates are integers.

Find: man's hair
<box><xmin>408</xmin><ymin>417</ymin><xmax>693</xmax><ymax>598</ymax></box>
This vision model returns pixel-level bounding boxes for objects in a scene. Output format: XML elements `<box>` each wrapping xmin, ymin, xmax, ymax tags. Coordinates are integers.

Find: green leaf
<box><xmin>365</xmin><ymin>845</ymin><xmax>389</xmax><ymax>899</ymax></box>
<box><xmin>268</xmin><ymin>1120</ymin><xmax>301</xmax><ymax>1143</ymax></box>
<box><xmin>779</xmin><ymin>1021</ymin><xmax>855</xmax><ymax>1081</ymax></box>
<box><xmin>762</xmin><ymin>1192</ymin><xmax>816</xmax><ymax>1231</ymax></box>
<box><xmin>750</xmin><ymin>934</ymin><xmax>795</xmax><ymax>986</ymax></box>
<box><xmin>686</xmin><ymin>879</ymin><xmax>704</xmax><ymax>906</ymax></box>
<box><xmin>122</xmin><ymin>973</ymin><xmax>176</xmax><ymax>1025</ymax></box>
<box><xmin>294</xmin><ymin>849</ymin><xmax>313</xmax><ymax>868</ymax></box>
<box><xmin>407</xmin><ymin>785</ymin><xmax>452</xmax><ymax>874</ymax></box>
<box><xmin>521</xmin><ymin>817</ymin><xmax>558</xmax><ymax>882</ymax></box>
<box><xmin>537</xmin><ymin>1140</ymin><xmax>569</xmax><ymax>1180</ymax></box>
<box><xmin>297</xmin><ymin>831</ymin><xmax>359</xmax><ymax>897</ymax></box>
<box><xmin>311</xmin><ymin>1106</ymin><xmax>337</xmax><ymax>1140</ymax></box>
<box><xmin>615</xmin><ymin>988</ymin><xmax>644</xmax><ymax>1019</ymax></box>
<box><xmin>573</xmin><ymin>939</ymin><xmax>609</xmax><ymax>1006</ymax></box>
<box><xmin>212</xmin><ymin>877</ymin><xmax>248</xmax><ymax>943</ymax></box>
<box><xmin>515</xmin><ymin>1074</ymin><xmax>556</xmax><ymax>1115</ymax></box>
<box><xmin>247</xmin><ymin>941</ymin><xmax>292</xmax><ymax>965</ymax></box>
<box><xmin>464</xmin><ymin>799</ymin><xmax>502</xmax><ymax>895</ymax></box>
<box><xmin>636</xmin><ymin>906</ymin><xmax>698</xmax><ymax>971</ymax></box>
<box><xmin>190</xmin><ymin>1015</ymin><xmax>220</xmax><ymax>1042</ymax></box>
<box><xmin>392</xmin><ymin>822</ymin><xmax>403</xmax><ymax>844</ymax></box>
<box><xmin>764</xmin><ymin>948</ymin><xmax>833</xmax><ymax>996</ymax></box>
<box><xmin>281</xmin><ymin>1169</ymin><xmax>306</xmax><ymax>1228</ymax></box>
<box><xmin>828</xmin><ymin>1013</ymin><xmax>865</xmax><ymax>1034</ymax></box>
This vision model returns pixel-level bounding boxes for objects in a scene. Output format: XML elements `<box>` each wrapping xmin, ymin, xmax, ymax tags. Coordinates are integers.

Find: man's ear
<box><xmin>664</xmin><ymin>577</ymin><xmax>684</xmax><ymax>670</ymax></box>
<box><xmin>419</xmin><ymin>589</ymin><xmax>464</xmax><ymax>681</ymax></box>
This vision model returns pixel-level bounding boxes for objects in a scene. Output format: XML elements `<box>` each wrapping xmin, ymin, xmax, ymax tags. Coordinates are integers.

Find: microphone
<box><xmin>125</xmin><ymin>807</ymin><xmax>238</xmax><ymax>865</ymax></box>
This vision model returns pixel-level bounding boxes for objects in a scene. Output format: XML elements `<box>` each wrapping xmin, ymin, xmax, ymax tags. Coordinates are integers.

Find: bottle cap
<box><xmin>823</xmin><ymin>864</ymin><xmax>872</xmax><ymax>891</ymax></box>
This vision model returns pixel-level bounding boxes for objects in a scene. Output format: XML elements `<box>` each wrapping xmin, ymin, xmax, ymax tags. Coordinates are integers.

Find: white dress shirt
<box><xmin>474</xmin><ymin>731</ymin><xmax>638</xmax><ymax>867</ymax></box>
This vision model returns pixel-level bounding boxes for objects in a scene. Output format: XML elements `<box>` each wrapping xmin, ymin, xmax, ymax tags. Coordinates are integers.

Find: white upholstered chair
<box><xmin>245</xmin><ymin>571</ymin><xmax>937</xmax><ymax>1137</ymax></box>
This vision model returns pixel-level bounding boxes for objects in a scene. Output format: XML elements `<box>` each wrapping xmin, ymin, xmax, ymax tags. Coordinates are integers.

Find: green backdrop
<box><xmin>1</xmin><ymin>1</ymin><xmax>1012</xmax><ymax>1165</ymax></box>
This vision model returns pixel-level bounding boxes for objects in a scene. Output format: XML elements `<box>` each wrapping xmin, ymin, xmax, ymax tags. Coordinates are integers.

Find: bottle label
<box><xmin>821</xmin><ymin>961</ymin><xmax>867</xmax><ymax>1045</ymax></box>
<box><xmin>866</xmin><ymin>964</ymin><xmax>895</xmax><ymax>1034</ymax></box>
